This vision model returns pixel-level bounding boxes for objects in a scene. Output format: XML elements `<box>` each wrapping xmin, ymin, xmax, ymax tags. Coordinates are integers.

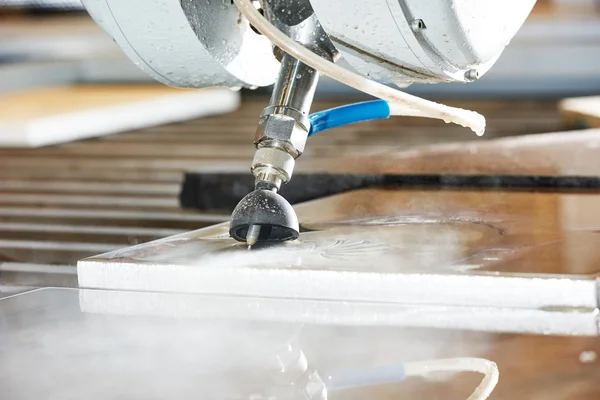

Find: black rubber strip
<box><xmin>180</xmin><ymin>172</ymin><xmax>600</xmax><ymax>211</ymax></box>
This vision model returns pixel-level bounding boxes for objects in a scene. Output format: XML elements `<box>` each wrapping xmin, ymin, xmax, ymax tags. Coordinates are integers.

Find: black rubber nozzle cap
<box><xmin>229</xmin><ymin>189</ymin><xmax>300</xmax><ymax>243</ymax></box>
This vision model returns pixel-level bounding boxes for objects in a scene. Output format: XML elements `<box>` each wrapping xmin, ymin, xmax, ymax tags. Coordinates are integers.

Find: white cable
<box><xmin>233</xmin><ymin>0</ymin><xmax>486</xmax><ymax>136</ymax></box>
<box><xmin>404</xmin><ymin>357</ymin><xmax>499</xmax><ymax>400</ymax></box>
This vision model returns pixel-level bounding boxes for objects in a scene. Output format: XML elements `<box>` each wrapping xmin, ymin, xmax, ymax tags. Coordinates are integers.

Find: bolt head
<box><xmin>464</xmin><ymin>69</ymin><xmax>479</xmax><ymax>82</ymax></box>
<box><xmin>255</xmin><ymin>114</ymin><xmax>309</xmax><ymax>155</ymax></box>
<box><xmin>410</xmin><ymin>19</ymin><xmax>426</xmax><ymax>32</ymax></box>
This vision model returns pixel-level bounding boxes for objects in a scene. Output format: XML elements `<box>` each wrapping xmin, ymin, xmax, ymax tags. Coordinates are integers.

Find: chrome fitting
<box><xmin>254</xmin><ymin>113</ymin><xmax>309</xmax><ymax>157</ymax></box>
<box><xmin>251</xmin><ymin>147</ymin><xmax>296</xmax><ymax>185</ymax></box>
<box><xmin>260</xmin><ymin>105</ymin><xmax>310</xmax><ymax>132</ymax></box>
<box><xmin>250</xmin><ymin>52</ymin><xmax>319</xmax><ymax>190</ymax></box>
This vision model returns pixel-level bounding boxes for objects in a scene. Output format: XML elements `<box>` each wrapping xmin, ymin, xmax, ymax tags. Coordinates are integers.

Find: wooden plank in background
<box><xmin>0</xmin><ymin>207</ymin><xmax>228</xmax><ymax>229</ymax></box>
<box><xmin>0</xmin><ymin>223</ymin><xmax>184</xmax><ymax>245</ymax></box>
<box><xmin>0</xmin><ymin>85</ymin><xmax>240</xmax><ymax>147</ymax></box>
<box><xmin>560</xmin><ymin>96</ymin><xmax>600</xmax><ymax>129</ymax></box>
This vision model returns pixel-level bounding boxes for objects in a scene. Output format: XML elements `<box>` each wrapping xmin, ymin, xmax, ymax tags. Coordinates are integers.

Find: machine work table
<box><xmin>0</xmin><ymin>287</ymin><xmax>599</xmax><ymax>400</ymax></box>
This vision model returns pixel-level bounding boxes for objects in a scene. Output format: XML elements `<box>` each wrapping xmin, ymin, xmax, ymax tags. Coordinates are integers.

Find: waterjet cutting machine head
<box><xmin>82</xmin><ymin>0</ymin><xmax>536</xmax><ymax>246</ymax></box>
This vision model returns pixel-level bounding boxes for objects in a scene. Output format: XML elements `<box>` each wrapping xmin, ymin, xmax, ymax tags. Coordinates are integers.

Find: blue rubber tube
<box><xmin>308</xmin><ymin>100</ymin><xmax>391</xmax><ymax>137</ymax></box>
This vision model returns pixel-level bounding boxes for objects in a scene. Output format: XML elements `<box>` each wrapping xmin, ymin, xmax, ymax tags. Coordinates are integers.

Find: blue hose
<box><xmin>308</xmin><ymin>100</ymin><xmax>391</xmax><ymax>137</ymax></box>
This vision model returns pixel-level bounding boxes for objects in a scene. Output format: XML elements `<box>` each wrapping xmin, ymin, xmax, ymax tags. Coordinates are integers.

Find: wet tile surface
<box><xmin>80</xmin><ymin>188</ymin><xmax>600</xmax><ymax>309</ymax></box>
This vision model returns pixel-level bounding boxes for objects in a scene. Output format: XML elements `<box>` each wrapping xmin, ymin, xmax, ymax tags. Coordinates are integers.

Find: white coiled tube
<box><xmin>405</xmin><ymin>357</ymin><xmax>499</xmax><ymax>400</ymax></box>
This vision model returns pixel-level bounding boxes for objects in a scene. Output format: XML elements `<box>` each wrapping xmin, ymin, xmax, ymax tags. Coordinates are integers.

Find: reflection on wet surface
<box><xmin>0</xmin><ymin>288</ymin><xmax>598</xmax><ymax>400</ymax></box>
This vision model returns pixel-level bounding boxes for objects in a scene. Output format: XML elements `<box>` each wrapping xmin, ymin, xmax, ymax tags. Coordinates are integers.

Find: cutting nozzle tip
<box><xmin>246</xmin><ymin>224</ymin><xmax>261</xmax><ymax>247</ymax></box>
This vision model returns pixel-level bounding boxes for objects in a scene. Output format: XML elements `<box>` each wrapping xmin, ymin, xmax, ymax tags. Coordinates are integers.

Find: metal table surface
<box><xmin>1</xmin><ymin>288</ymin><xmax>599</xmax><ymax>400</ymax></box>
